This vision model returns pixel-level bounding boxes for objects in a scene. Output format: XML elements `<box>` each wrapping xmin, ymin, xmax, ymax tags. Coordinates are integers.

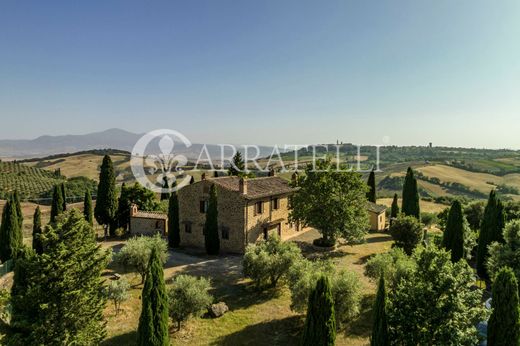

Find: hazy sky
<box><xmin>1</xmin><ymin>0</ymin><xmax>519</xmax><ymax>148</ymax></box>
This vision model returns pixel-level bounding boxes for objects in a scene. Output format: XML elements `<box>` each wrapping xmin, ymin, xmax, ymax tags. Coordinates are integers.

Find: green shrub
<box><xmin>390</xmin><ymin>215</ymin><xmax>424</xmax><ymax>255</ymax></box>
<box><xmin>168</xmin><ymin>275</ymin><xmax>213</xmax><ymax>330</ymax></box>
<box><xmin>365</xmin><ymin>247</ymin><xmax>416</xmax><ymax>289</ymax></box>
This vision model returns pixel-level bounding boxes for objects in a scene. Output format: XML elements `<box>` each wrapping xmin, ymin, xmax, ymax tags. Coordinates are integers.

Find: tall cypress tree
<box><xmin>189</xmin><ymin>176</ymin><xmax>195</xmax><ymax>184</ymax></box>
<box><xmin>367</xmin><ymin>170</ymin><xmax>377</xmax><ymax>203</ymax></box>
<box><xmin>168</xmin><ymin>185</ymin><xmax>180</xmax><ymax>248</ymax></box>
<box><xmin>94</xmin><ymin>155</ymin><xmax>118</xmax><ymax>238</ymax></box>
<box><xmin>390</xmin><ymin>193</ymin><xmax>399</xmax><ymax>225</ymax></box>
<box><xmin>160</xmin><ymin>177</ymin><xmax>170</xmax><ymax>201</ymax></box>
<box><xmin>50</xmin><ymin>184</ymin><xmax>64</xmax><ymax>224</ymax></box>
<box><xmin>9</xmin><ymin>209</ymin><xmax>109</xmax><ymax>345</ymax></box>
<box><xmin>442</xmin><ymin>200</ymin><xmax>464</xmax><ymax>262</ymax></box>
<box><xmin>204</xmin><ymin>184</ymin><xmax>220</xmax><ymax>255</ymax></box>
<box><xmin>228</xmin><ymin>152</ymin><xmax>245</xmax><ymax>176</ymax></box>
<box><xmin>0</xmin><ymin>197</ymin><xmax>22</xmax><ymax>262</ymax></box>
<box><xmin>32</xmin><ymin>206</ymin><xmax>43</xmax><ymax>255</ymax></box>
<box><xmin>13</xmin><ymin>189</ymin><xmax>23</xmax><ymax>227</ymax></box>
<box><xmin>301</xmin><ymin>276</ymin><xmax>336</xmax><ymax>346</ymax></box>
<box><xmin>137</xmin><ymin>247</ymin><xmax>169</xmax><ymax>346</ymax></box>
<box><xmin>84</xmin><ymin>190</ymin><xmax>94</xmax><ymax>226</ymax></box>
<box><xmin>477</xmin><ymin>190</ymin><xmax>504</xmax><ymax>278</ymax></box>
<box><xmin>371</xmin><ymin>275</ymin><xmax>389</xmax><ymax>346</ymax></box>
<box><xmin>487</xmin><ymin>267</ymin><xmax>520</xmax><ymax>345</ymax></box>
<box><xmin>60</xmin><ymin>183</ymin><xmax>67</xmax><ymax>211</ymax></box>
<box><xmin>401</xmin><ymin>167</ymin><xmax>420</xmax><ymax>219</ymax></box>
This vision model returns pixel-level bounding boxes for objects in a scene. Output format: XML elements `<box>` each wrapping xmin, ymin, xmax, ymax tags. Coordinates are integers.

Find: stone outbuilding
<box><xmin>129</xmin><ymin>204</ymin><xmax>168</xmax><ymax>236</ymax></box>
<box><xmin>177</xmin><ymin>175</ymin><xmax>304</xmax><ymax>253</ymax></box>
<box><xmin>367</xmin><ymin>201</ymin><xmax>387</xmax><ymax>231</ymax></box>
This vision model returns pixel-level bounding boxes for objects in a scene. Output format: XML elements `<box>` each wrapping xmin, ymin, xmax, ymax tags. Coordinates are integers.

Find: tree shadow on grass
<box><xmin>101</xmin><ymin>331</ymin><xmax>137</xmax><ymax>346</ymax></box>
<box><xmin>211</xmin><ymin>281</ymin><xmax>282</xmax><ymax>311</ymax></box>
<box><xmin>209</xmin><ymin>315</ymin><xmax>302</xmax><ymax>346</ymax></box>
<box><xmin>342</xmin><ymin>293</ymin><xmax>375</xmax><ymax>338</ymax></box>
<box><xmin>366</xmin><ymin>235</ymin><xmax>393</xmax><ymax>244</ymax></box>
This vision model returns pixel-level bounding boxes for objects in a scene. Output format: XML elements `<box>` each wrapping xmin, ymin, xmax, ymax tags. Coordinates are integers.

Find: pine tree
<box><xmin>301</xmin><ymin>276</ymin><xmax>336</xmax><ymax>346</ymax></box>
<box><xmin>137</xmin><ymin>247</ymin><xmax>170</xmax><ymax>346</ymax></box>
<box><xmin>401</xmin><ymin>167</ymin><xmax>420</xmax><ymax>219</ymax></box>
<box><xmin>94</xmin><ymin>155</ymin><xmax>118</xmax><ymax>238</ymax></box>
<box><xmin>50</xmin><ymin>184</ymin><xmax>64</xmax><ymax>224</ymax></box>
<box><xmin>204</xmin><ymin>184</ymin><xmax>220</xmax><ymax>255</ymax></box>
<box><xmin>371</xmin><ymin>275</ymin><xmax>389</xmax><ymax>346</ymax></box>
<box><xmin>390</xmin><ymin>193</ymin><xmax>399</xmax><ymax>225</ymax></box>
<box><xmin>487</xmin><ymin>267</ymin><xmax>520</xmax><ymax>346</ymax></box>
<box><xmin>84</xmin><ymin>190</ymin><xmax>94</xmax><ymax>226</ymax></box>
<box><xmin>442</xmin><ymin>200</ymin><xmax>464</xmax><ymax>262</ymax></box>
<box><xmin>168</xmin><ymin>185</ymin><xmax>180</xmax><ymax>248</ymax></box>
<box><xmin>160</xmin><ymin>176</ymin><xmax>170</xmax><ymax>201</ymax></box>
<box><xmin>0</xmin><ymin>197</ymin><xmax>22</xmax><ymax>262</ymax></box>
<box><xmin>367</xmin><ymin>170</ymin><xmax>376</xmax><ymax>203</ymax></box>
<box><xmin>228</xmin><ymin>152</ymin><xmax>245</xmax><ymax>176</ymax></box>
<box><xmin>477</xmin><ymin>190</ymin><xmax>505</xmax><ymax>278</ymax></box>
<box><xmin>13</xmin><ymin>189</ymin><xmax>23</xmax><ymax>226</ymax></box>
<box><xmin>9</xmin><ymin>209</ymin><xmax>109</xmax><ymax>345</ymax></box>
<box><xmin>60</xmin><ymin>183</ymin><xmax>67</xmax><ymax>211</ymax></box>
<box><xmin>32</xmin><ymin>206</ymin><xmax>43</xmax><ymax>254</ymax></box>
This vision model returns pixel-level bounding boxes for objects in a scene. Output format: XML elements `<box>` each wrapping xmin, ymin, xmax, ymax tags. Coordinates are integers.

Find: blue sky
<box><xmin>1</xmin><ymin>0</ymin><xmax>519</xmax><ymax>148</ymax></box>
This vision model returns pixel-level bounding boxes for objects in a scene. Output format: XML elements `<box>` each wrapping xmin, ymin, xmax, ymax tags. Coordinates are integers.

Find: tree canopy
<box><xmin>401</xmin><ymin>167</ymin><xmax>420</xmax><ymax>219</ymax></box>
<box><xmin>94</xmin><ymin>155</ymin><xmax>118</xmax><ymax>237</ymax></box>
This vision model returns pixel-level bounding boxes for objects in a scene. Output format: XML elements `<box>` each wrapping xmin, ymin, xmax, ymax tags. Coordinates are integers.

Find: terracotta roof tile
<box><xmin>133</xmin><ymin>211</ymin><xmax>168</xmax><ymax>220</ymax></box>
<box><xmin>367</xmin><ymin>201</ymin><xmax>387</xmax><ymax>214</ymax></box>
<box><xmin>210</xmin><ymin>176</ymin><xmax>295</xmax><ymax>199</ymax></box>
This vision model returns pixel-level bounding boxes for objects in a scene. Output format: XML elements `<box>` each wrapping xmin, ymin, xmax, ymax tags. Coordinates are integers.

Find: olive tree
<box><xmin>168</xmin><ymin>275</ymin><xmax>213</xmax><ymax>330</ymax></box>
<box><xmin>364</xmin><ymin>247</ymin><xmax>416</xmax><ymax>289</ymax></box>
<box><xmin>104</xmin><ymin>278</ymin><xmax>130</xmax><ymax>315</ymax></box>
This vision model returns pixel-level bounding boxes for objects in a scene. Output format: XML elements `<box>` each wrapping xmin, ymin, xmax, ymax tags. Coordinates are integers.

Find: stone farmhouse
<box><xmin>129</xmin><ymin>204</ymin><xmax>168</xmax><ymax>235</ymax></box>
<box><xmin>367</xmin><ymin>201</ymin><xmax>387</xmax><ymax>231</ymax></box>
<box><xmin>178</xmin><ymin>175</ymin><xmax>304</xmax><ymax>253</ymax></box>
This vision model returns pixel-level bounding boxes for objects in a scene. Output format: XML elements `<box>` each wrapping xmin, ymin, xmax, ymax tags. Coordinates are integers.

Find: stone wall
<box><xmin>369</xmin><ymin>211</ymin><xmax>386</xmax><ymax>231</ymax></box>
<box><xmin>130</xmin><ymin>217</ymin><xmax>166</xmax><ymax>235</ymax></box>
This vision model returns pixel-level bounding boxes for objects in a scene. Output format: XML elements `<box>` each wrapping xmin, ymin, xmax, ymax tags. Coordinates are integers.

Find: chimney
<box><xmin>291</xmin><ymin>172</ymin><xmax>299</xmax><ymax>184</ymax></box>
<box><xmin>201</xmin><ymin>173</ymin><xmax>206</xmax><ymax>181</ymax></box>
<box><xmin>130</xmin><ymin>204</ymin><xmax>138</xmax><ymax>217</ymax></box>
<box><xmin>268</xmin><ymin>168</ymin><xmax>275</xmax><ymax>177</ymax></box>
<box><xmin>239</xmin><ymin>177</ymin><xmax>248</xmax><ymax>195</ymax></box>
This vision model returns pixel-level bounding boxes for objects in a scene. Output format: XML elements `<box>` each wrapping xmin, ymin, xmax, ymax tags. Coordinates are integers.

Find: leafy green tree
<box><xmin>387</xmin><ymin>246</ymin><xmax>486</xmax><ymax>345</ymax></box>
<box><xmin>94</xmin><ymin>155</ymin><xmax>118</xmax><ymax>237</ymax></box>
<box><xmin>83</xmin><ymin>189</ymin><xmax>94</xmax><ymax>226</ymax></box>
<box><xmin>104</xmin><ymin>278</ymin><xmax>130</xmax><ymax>316</ymax></box>
<box><xmin>117</xmin><ymin>182</ymin><xmax>160</xmax><ymax>232</ymax></box>
<box><xmin>366</xmin><ymin>169</ymin><xmax>376</xmax><ymax>203</ymax></box>
<box><xmin>60</xmin><ymin>183</ymin><xmax>67</xmax><ymax>211</ymax></box>
<box><xmin>243</xmin><ymin>236</ymin><xmax>302</xmax><ymax>289</ymax></box>
<box><xmin>50</xmin><ymin>184</ymin><xmax>64</xmax><ymax>224</ymax></box>
<box><xmin>287</xmin><ymin>258</ymin><xmax>361</xmax><ymax>327</ymax></box>
<box><xmin>204</xmin><ymin>184</ymin><xmax>220</xmax><ymax>255</ymax></box>
<box><xmin>114</xmin><ymin>234</ymin><xmax>168</xmax><ymax>284</ymax></box>
<box><xmin>289</xmin><ymin>159</ymin><xmax>369</xmax><ymax>246</ymax></box>
<box><xmin>442</xmin><ymin>200</ymin><xmax>465</xmax><ymax>262</ymax></box>
<box><xmin>401</xmin><ymin>167</ymin><xmax>420</xmax><ymax>219</ymax></box>
<box><xmin>168</xmin><ymin>187</ymin><xmax>180</xmax><ymax>248</ymax></box>
<box><xmin>0</xmin><ymin>197</ymin><xmax>22</xmax><ymax>262</ymax></box>
<box><xmin>301</xmin><ymin>276</ymin><xmax>336</xmax><ymax>346</ymax></box>
<box><xmin>477</xmin><ymin>190</ymin><xmax>505</xmax><ymax>278</ymax></box>
<box><xmin>228</xmin><ymin>151</ymin><xmax>245</xmax><ymax>176</ymax></box>
<box><xmin>168</xmin><ymin>275</ymin><xmax>213</xmax><ymax>330</ymax></box>
<box><xmin>137</xmin><ymin>247</ymin><xmax>169</xmax><ymax>346</ymax></box>
<box><xmin>389</xmin><ymin>215</ymin><xmax>423</xmax><ymax>255</ymax></box>
<box><xmin>487</xmin><ymin>267</ymin><xmax>520</xmax><ymax>346</ymax></box>
<box><xmin>464</xmin><ymin>201</ymin><xmax>485</xmax><ymax>231</ymax></box>
<box><xmin>487</xmin><ymin>220</ymin><xmax>520</xmax><ymax>292</ymax></box>
<box><xmin>9</xmin><ymin>209</ymin><xmax>109</xmax><ymax>345</ymax></box>
<box><xmin>160</xmin><ymin>176</ymin><xmax>170</xmax><ymax>201</ymax></box>
<box><xmin>371</xmin><ymin>275</ymin><xmax>389</xmax><ymax>346</ymax></box>
<box><xmin>365</xmin><ymin>247</ymin><xmax>416</xmax><ymax>289</ymax></box>
<box><xmin>32</xmin><ymin>206</ymin><xmax>43</xmax><ymax>255</ymax></box>
<box><xmin>390</xmin><ymin>194</ymin><xmax>399</xmax><ymax>224</ymax></box>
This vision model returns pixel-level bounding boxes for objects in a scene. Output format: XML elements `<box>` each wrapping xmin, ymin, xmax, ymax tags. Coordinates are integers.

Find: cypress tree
<box><xmin>390</xmin><ymin>193</ymin><xmax>399</xmax><ymax>225</ymax></box>
<box><xmin>9</xmin><ymin>209</ymin><xmax>109</xmax><ymax>345</ymax></box>
<box><xmin>228</xmin><ymin>152</ymin><xmax>245</xmax><ymax>176</ymax></box>
<box><xmin>204</xmin><ymin>184</ymin><xmax>220</xmax><ymax>255</ymax></box>
<box><xmin>13</xmin><ymin>189</ymin><xmax>23</xmax><ymax>226</ymax></box>
<box><xmin>137</xmin><ymin>247</ymin><xmax>170</xmax><ymax>346</ymax></box>
<box><xmin>84</xmin><ymin>190</ymin><xmax>94</xmax><ymax>226</ymax></box>
<box><xmin>160</xmin><ymin>177</ymin><xmax>170</xmax><ymax>201</ymax></box>
<box><xmin>401</xmin><ymin>167</ymin><xmax>420</xmax><ymax>219</ymax></box>
<box><xmin>60</xmin><ymin>183</ymin><xmax>67</xmax><ymax>211</ymax></box>
<box><xmin>0</xmin><ymin>197</ymin><xmax>22</xmax><ymax>262</ymax></box>
<box><xmin>301</xmin><ymin>276</ymin><xmax>336</xmax><ymax>346</ymax></box>
<box><xmin>367</xmin><ymin>170</ymin><xmax>376</xmax><ymax>203</ymax></box>
<box><xmin>50</xmin><ymin>184</ymin><xmax>64</xmax><ymax>224</ymax></box>
<box><xmin>371</xmin><ymin>275</ymin><xmax>389</xmax><ymax>346</ymax></box>
<box><xmin>487</xmin><ymin>267</ymin><xmax>520</xmax><ymax>345</ymax></box>
<box><xmin>32</xmin><ymin>206</ymin><xmax>43</xmax><ymax>255</ymax></box>
<box><xmin>477</xmin><ymin>190</ymin><xmax>505</xmax><ymax>278</ymax></box>
<box><xmin>168</xmin><ymin>185</ymin><xmax>180</xmax><ymax>248</ymax></box>
<box><xmin>442</xmin><ymin>200</ymin><xmax>464</xmax><ymax>262</ymax></box>
<box><xmin>189</xmin><ymin>176</ymin><xmax>195</xmax><ymax>184</ymax></box>
<box><xmin>94</xmin><ymin>155</ymin><xmax>118</xmax><ymax>238</ymax></box>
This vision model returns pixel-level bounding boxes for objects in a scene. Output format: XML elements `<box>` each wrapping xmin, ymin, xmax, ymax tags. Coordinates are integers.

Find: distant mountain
<box><xmin>0</xmin><ymin>128</ymin><xmax>279</xmax><ymax>160</ymax></box>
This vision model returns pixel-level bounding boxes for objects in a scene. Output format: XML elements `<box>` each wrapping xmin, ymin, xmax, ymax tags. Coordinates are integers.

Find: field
<box><xmin>0</xmin><ymin>161</ymin><xmax>64</xmax><ymax>199</ymax></box>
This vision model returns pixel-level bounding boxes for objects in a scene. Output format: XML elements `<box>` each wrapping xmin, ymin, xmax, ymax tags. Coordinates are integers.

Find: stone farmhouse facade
<box><xmin>367</xmin><ymin>201</ymin><xmax>387</xmax><ymax>231</ymax></box>
<box><xmin>129</xmin><ymin>204</ymin><xmax>168</xmax><ymax>236</ymax></box>
<box><xmin>178</xmin><ymin>175</ymin><xmax>303</xmax><ymax>253</ymax></box>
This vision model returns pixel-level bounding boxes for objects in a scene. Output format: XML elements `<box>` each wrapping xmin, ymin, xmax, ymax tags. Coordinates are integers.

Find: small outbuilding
<box><xmin>129</xmin><ymin>204</ymin><xmax>168</xmax><ymax>236</ymax></box>
<box><xmin>367</xmin><ymin>202</ymin><xmax>387</xmax><ymax>231</ymax></box>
